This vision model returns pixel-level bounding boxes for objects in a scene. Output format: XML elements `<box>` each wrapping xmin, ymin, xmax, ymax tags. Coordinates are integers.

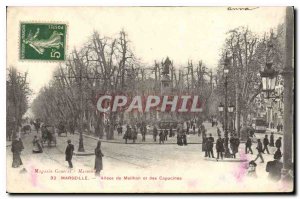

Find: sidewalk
<box><xmin>77</xmin><ymin>131</ymin><xmax>205</xmax><ymax>145</ymax></box>
<box><xmin>76</xmin><ymin>121</ymin><xmax>247</xmax><ymax>145</ymax></box>
<box><xmin>266</xmin><ymin>128</ymin><xmax>284</xmax><ymax>135</ymax></box>
<box><xmin>6</xmin><ymin>124</ymin><xmax>292</xmax><ymax>193</ymax></box>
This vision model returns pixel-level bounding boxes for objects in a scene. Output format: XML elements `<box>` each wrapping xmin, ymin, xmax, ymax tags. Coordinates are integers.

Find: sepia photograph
<box><xmin>6</xmin><ymin>6</ymin><xmax>294</xmax><ymax>193</ymax></box>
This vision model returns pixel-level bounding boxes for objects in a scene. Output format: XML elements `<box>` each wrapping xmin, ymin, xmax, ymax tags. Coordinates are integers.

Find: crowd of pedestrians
<box><xmin>200</xmin><ymin>119</ymin><xmax>292</xmax><ymax>184</ymax></box>
<box><xmin>10</xmin><ymin>118</ymin><xmax>292</xmax><ymax>183</ymax></box>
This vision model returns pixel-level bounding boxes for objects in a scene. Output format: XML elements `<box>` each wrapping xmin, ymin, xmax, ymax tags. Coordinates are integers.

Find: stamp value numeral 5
<box><xmin>20</xmin><ymin>22</ymin><xmax>66</xmax><ymax>61</ymax></box>
<box><xmin>51</xmin><ymin>49</ymin><xmax>61</xmax><ymax>59</ymax></box>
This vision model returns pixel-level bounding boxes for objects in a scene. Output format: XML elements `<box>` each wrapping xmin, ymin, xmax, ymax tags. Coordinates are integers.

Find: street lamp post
<box><xmin>223</xmin><ymin>53</ymin><xmax>230</xmax><ymax>136</ymax></box>
<box><xmin>260</xmin><ymin>6</ymin><xmax>294</xmax><ymax>181</ymax></box>
<box><xmin>260</xmin><ymin>63</ymin><xmax>278</xmax><ymax>98</ymax></box>
<box><xmin>218</xmin><ymin>102</ymin><xmax>224</xmax><ymax>123</ymax></box>
<box><xmin>260</xmin><ymin>61</ymin><xmax>277</xmax><ymax>130</ymax></box>
<box><xmin>78</xmin><ymin>68</ymin><xmax>84</xmax><ymax>152</ymax></box>
<box><xmin>267</xmin><ymin>106</ymin><xmax>273</xmax><ymax>129</ymax></box>
<box><xmin>228</xmin><ymin>104</ymin><xmax>235</xmax><ymax>133</ymax></box>
<box><xmin>218</xmin><ymin>102</ymin><xmax>235</xmax><ymax>136</ymax></box>
<box><xmin>218</xmin><ymin>103</ymin><xmax>224</xmax><ymax>113</ymax></box>
<box><xmin>218</xmin><ymin>103</ymin><xmax>224</xmax><ymax>133</ymax></box>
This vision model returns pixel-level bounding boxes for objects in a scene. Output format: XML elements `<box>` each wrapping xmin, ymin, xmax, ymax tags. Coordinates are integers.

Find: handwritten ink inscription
<box><xmin>228</xmin><ymin>7</ymin><xmax>259</xmax><ymax>11</ymax></box>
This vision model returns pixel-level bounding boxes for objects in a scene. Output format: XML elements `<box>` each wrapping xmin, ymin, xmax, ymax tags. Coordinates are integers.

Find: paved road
<box><xmin>6</xmin><ymin>122</ymin><xmax>289</xmax><ymax>193</ymax></box>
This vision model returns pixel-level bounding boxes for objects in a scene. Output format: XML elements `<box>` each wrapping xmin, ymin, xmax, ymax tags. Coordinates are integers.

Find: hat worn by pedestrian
<box><xmin>274</xmin><ymin>149</ymin><xmax>282</xmax><ymax>160</ymax></box>
<box><xmin>249</xmin><ymin>160</ymin><xmax>257</xmax><ymax>167</ymax></box>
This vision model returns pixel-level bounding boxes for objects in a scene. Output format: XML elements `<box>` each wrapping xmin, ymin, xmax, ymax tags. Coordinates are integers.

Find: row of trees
<box><xmin>31</xmin><ymin>24</ymin><xmax>285</xmax><ymax>139</ymax></box>
<box><xmin>214</xmin><ymin>25</ymin><xmax>285</xmax><ymax>132</ymax></box>
<box><xmin>7</xmin><ymin>67</ymin><xmax>31</xmax><ymax>140</ymax></box>
<box><xmin>31</xmin><ymin>30</ymin><xmax>214</xmax><ymax>140</ymax></box>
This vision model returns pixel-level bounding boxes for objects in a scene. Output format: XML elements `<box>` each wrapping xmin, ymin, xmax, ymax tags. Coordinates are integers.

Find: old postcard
<box><xmin>6</xmin><ymin>6</ymin><xmax>294</xmax><ymax>193</ymax></box>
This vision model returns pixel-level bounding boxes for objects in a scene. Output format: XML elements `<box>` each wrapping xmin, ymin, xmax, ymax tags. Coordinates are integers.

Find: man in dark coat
<box><xmin>231</xmin><ymin>135</ymin><xmax>240</xmax><ymax>158</ymax></box>
<box><xmin>269</xmin><ymin>132</ymin><xmax>275</xmax><ymax>147</ymax></box>
<box><xmin>198</xmin><ymin>127</ymin><xmax>201</xmax><ymax>137</ymax></box>
<box><xmin>177</xmin><ymin>134</ymin><xmax>183</xmax><ymax>146</ymax></box>
<box><xmin>153</xmin><ymin>126</ymin><xmax>158</xmax><ymax>142</ymax></box>
<box><xmin>266</xmin><ymin>149</ymin><xmax>283</xmax><ymax>181</ymax></box>
<box><xmin>217</xmin><ymin>127</ymin><xmax>221</xmax><ymax>137</ymax></box>
<box><xmin>117</xmin><ymin>124</ymin><xmax>123</xmax><ymax>135</ymax></box>
<box><xmin>275</xmin><ymin>137</ymin><xmax>282</xmax><ymax>150</ymax></box>
<box><xmin>141</xmin><ymin>125</ymin><xmax>146</xmax><ymax>142</ymax></box>
<box><xmin>262</xmin><ymin>135</ymin><xmax>270</xmax><ymax>154</ymax></box>
<box><xmin>206</xmin><ymin>134</ymin><xmax>215</xmax><ymax>158</ymax></box>
<box><xmin>229</xmin><ymin>134</ymin><xmax>235</xmax><ymax>158</ymax></box>
<box><xmin>223</xmin><ymin>134</ymin><xmax>230</xmax><ymax>158</ymax></box>
<box><xmin>164</xmin><ymin>129</ymin><xmax>168</xmax><ymax>141</ymax></box>
<box><xmin>182</xmin><ymin>133</ymin><xmax>187</xmax><ymax>145</ymax></box>
<box><xmin>123</xmin><ymin>125</ymin><xmax>131</xmax><ymax>144</ymax></box>
<box><xmin>216</xmin><ymin>135</ymin><xmax>224</xmax><ymax>159</ymax></box>
<box><xmin>245</xmin><ymin>136</ymin><xmax>253</xmax><ymax>154</ymax></box>
<box><xmin>202</xmin><ymin>133</ymin><xmax>207</xmax><ymax>156</ymax></box>
<box><xmin>65</xmin><ymin>139</ymin><xmax>74</xmax><ymax>168</ymax></box>
<box><xmin>169</xmin><ymin>127</ymin><xmax>173</xmax><ymax>137</ymax></box>
<box><xmin>34</xmin><ymin>119</ymin><xmax>41</xmax><ymax>134</ymax></box>
<box><xmin>235</xmin><ymin>135</ymin><xmax>240</xmax><ymax>148</ymax></box>
<box><xmin>254</xmin><ymin>139</ymin><xmax>264</xmax><ymax>163</ymax></box>
<box><xmin>269</xmin><ymin>122</ymin><xmax>273</xmax><ymax>129</ymax></box>
<box><xmin>248</xmin><ymin>126</ymin><xmax>255</xmax><ymax>138</ymax></box>
<box><xmin>201</xmin><ymin>124</ymin><xmax>206</xmax><ymax>136</ymax></box>
<box><xmin>159</xmin><ymin>130</ymin><xmax>164</xmax><ymax>144</ymax></box>
<box><xmin>132</xmin><ymin>126</ymin><xmax>137</xmax><ymax>143</ymax></box>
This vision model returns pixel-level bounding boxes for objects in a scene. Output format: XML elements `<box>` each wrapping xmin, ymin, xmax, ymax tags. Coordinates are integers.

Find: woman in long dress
<box><xmin>11</xmin><ymin>138</ymin><xmax>24</xmax><ymax>168</ymax></box>
<box><xmin>94</xmin><ymin>141</ymin><xmax>104</xmax><ymax>176</ymax></box>
<box><xmin>32</xmin><ymin>135</ymin><xmax>43</xmax><ymax>153</ymax></box>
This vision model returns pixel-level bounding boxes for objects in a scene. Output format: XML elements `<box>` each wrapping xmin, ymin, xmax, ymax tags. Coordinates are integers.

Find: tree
<box><xmin>31</xmin><ymin>29</ymin><xmax>215</xmax><ymax>140</ymax></box>
<box><xmin>31</xmin><ymin>30</ymin><xmax>138</xmax><ymax>140</ymax></box>
<box><xmin>215</xmin><ymin>26</ymin><xmax>284</xmax><ymax>133</ymax></box>
<box><xmin>7</xmin><ymin>67</ymin><xmax>31</xmax><ymax>140</ymax></box>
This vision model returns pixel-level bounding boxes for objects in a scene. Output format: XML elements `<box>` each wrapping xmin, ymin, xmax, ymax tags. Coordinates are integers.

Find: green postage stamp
<box><xmin>20</xmin><ymin>23</ymin><xmax>66</xmax><ymax>61</ymax></box>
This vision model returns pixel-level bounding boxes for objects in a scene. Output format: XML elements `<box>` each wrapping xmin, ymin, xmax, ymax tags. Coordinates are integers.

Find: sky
<box><xmin>7</xmin><ymin>7</ymin><xmax>286</xmax><ymax>97</ymax></box>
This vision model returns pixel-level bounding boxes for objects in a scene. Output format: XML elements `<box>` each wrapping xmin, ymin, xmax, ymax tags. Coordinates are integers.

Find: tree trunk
<box><xmin>235</xmin><ymin>82</ymin><xmax>241</xmax><ymax>137</ymax></box>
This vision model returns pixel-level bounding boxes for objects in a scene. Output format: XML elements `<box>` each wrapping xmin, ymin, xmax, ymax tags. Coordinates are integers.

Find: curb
<box><xmin>73</xmin><ymin>151</ymin><xmax>94</xmax><ymax>156</ymax></box>
<box><xmin>76</xmin><ymin>132</ymin><xmax>247</xmax><ymax>145</ymax></box>
<box><xmin>204</xmin><ymin>158</ymin><xmax>248</xmax><ymax>162</ymax></box>
<box><xmin>77</xmin><ymin>132</ymin><xmax>201</xmax><ymax>145</ymax></box>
